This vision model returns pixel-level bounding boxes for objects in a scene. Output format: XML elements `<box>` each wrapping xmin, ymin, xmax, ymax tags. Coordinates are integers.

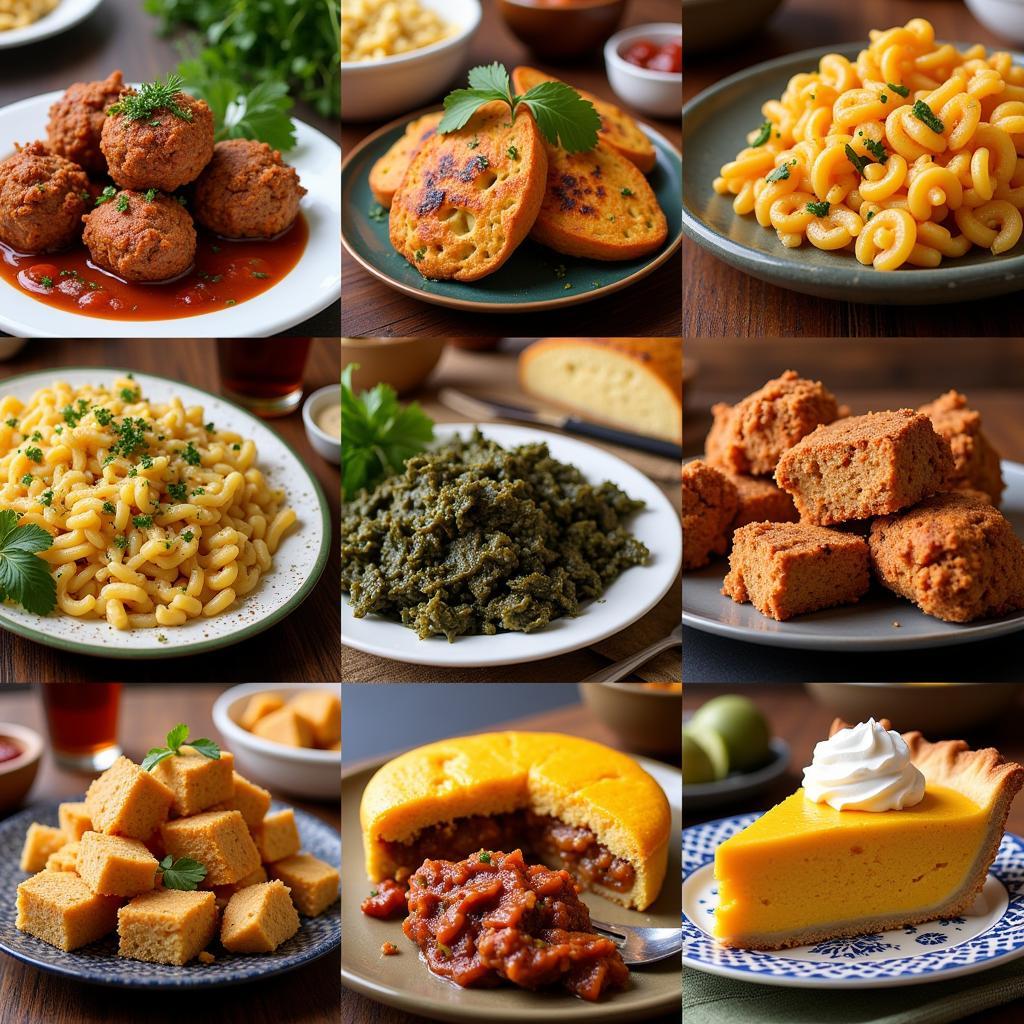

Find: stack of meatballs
<box><xmin>0</xmin><ymin>70</ymin><xmax>306</xmax><ymax>283</ymax></box>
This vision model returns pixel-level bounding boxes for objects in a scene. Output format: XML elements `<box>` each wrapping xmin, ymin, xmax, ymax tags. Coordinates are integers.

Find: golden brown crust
<box><xmin>369</xmin><ymin>112</ymin><xmax>443</xmax><ymax>209</ymax></box>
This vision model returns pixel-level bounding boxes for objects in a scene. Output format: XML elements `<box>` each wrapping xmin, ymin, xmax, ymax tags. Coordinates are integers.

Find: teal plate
<box><xmin>341</xmin><ymin>110</ymin><xmax>682</xmax><ymax>312</ymax></box>
<box><xmin>682</xmin><ymin>44</ymin><xmax>1024</xmax><ymax>305</ymax></box>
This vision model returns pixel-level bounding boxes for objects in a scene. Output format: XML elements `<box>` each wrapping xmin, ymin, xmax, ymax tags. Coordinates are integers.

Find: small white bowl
<box><xmin>604</xmin><ymin>23</ymin><xmax>682</xmax><ymax>119</ymax></box>
<box><xmin>0</xmin><ymin>722</ymin><xmax>42</xmax><ymax>814</ymax></box>
<box><xmin>302</xmin><ymin>384</ymin><xmax>341</xmax><ymax>465</ymax></box>
<box><xmin>341</xmin><ymin>0</ymin><xmax>482</xmax><ymax>122</ymax></box>
<box><xmin>212</xmin><ymin>684</ymin><xmax>340</xmax><ymax>801</ymax></box>
<box><xmin>966</xmin><ymin>0</ymin><xmax>1024</xmax><ymax>46</ymax></box>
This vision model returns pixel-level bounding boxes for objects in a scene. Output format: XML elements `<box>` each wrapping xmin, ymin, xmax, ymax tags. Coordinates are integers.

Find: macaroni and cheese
<box><xmin>0</xmin><ymin>0</ymin><xmax>58</xmax><ymax>32</ymax></box>
<box><xmin>713</xmin><ymin>19</ymin><xmax>1024</xmax><ymax>271</ymax></box>
<box><xmin>341</xmin><ymin>0</ymin><xmax>452</xmax><ymax>62</ymax></box>
<box><xmin>0</xmin><ymin>379</ymin><xmax>297</xmax><ymax>630</ymax></box>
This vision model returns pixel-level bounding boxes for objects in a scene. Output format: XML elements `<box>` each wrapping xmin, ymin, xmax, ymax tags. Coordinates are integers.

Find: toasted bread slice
<box><xmin>530</xmin><ymin>140</ymin><xmax>668</xmax><ymax>260</ymax></box>
<box><xmin>369</xmin><ymin>112</ymin><xmax>443</xmax><ymax>209</ymax></box>
<box><xmin>389</xmin><ymin>102</ymin><xmax>547</xmax><ymax>282</ymax></box>
<box><xmin>512</xmin><ymin>66</ymin><xmax>656</xmax><ymax>174</ymax></box>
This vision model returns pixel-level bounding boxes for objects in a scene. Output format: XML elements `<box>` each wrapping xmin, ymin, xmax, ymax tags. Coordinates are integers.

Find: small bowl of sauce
<box><xmin>0</xmin><ymin>722</ymin><xmax>43</xmax><ymax>814</ymax></box>
<box><xmin>303</xmin><ymin>383</ymin><xmax>341</xmax><ymax>464</ymax></box>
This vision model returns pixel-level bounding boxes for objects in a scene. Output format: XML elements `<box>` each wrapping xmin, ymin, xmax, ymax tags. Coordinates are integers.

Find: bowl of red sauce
<box><xmin>0</xmin><ymin>722</ymin><xmax>43</xmax><ymax>814</ymax></box>
<box><xmin>497</xmin><ymin>0</ymin><xmax>626</xmax><ymax>60</ymax></box>
<box><xmin>604</xmin><ymin>22</ymin><xmax>682</xmax><ymax>119</ymax></box>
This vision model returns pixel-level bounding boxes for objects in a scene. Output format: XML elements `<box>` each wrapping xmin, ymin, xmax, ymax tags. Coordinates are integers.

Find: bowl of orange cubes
<box><xmin>213</xmin><ymin>685</ymin><xmax>340</xmax><ymax>801</ymax></box>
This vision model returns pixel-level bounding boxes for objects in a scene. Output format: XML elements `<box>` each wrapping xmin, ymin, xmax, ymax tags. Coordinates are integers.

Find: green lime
<box><xmin>682</xmin><ymin>732</ymin><xmax>716</xmax><ymax>784</ymax></box>
<box><xmin>683</xmin><ymin>723</ymin><xmax>730</xmax><ymax>780</ymax></box>
<box><xmin>691</xmin><ymin>695</ymin><xmax>771</xmax><ymax>773</ymax></box>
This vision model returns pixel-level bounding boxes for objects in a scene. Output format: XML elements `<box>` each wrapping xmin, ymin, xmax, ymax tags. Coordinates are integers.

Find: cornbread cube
<box><xmin>210</xmin><ymin>865</ymin><xmax>268</xmax><ymax>907</ymax></box>
<box><xmin>254</xmin><ymin>809</ymin><xmax>300</xmax><ymax>863</ymax></box>
<box><xmin>58</xmin><ymin>802</ymin><xmax>93</xmax><ymax>841</ymax></box>
<box><xmin>46</xmin><ymin>841</ymin><xmax>80</xmax><ymax>873</ymax></box>
<box><xmin>151</xmin><ymin>748</ymin><xmax>235</xmax><ymax>817</ymax></box>
<box><xmin>267</xmin><ymin>854</ymin><xmax>338</xmax><ymax>916</ymax></box>
<box><xmin>221</xmin><ymin>880</ymin><xmax>300</xmax><ymax>953</ymax></box>
<box><xmin>725</xmin><ymin>472</ymin><xmax>799</xmax><ymax>529</ymax></box>
<box><xmin>77</xmin><ymin>831</ymin><xmax>159</xmax><ymax>897</ymax></box>
<box><xmin>85</xmin><ymin>756</ymin><xmax>174</xmax><ymax>839</ymax></box>
<box><xmin>20</xmin><ymin>823</ymin><xmax>68</xmax><ymax>873</ymax></box>
<box><xmin>683</xmin><ymin>460</ymin><xmax>738</xmax><ymax>570</ymax></box>
<box><xmin>210</xmin><ymin>772</ymin><xmax>271</xmax><ymax>829</ymax></box>
<box><xmin>161</xmin><ymin>810</ymin><xmax>260</xmax><ymax>886</ymax></box>
<box><xmin>142</xmin><ymin>828</ymin><xmax>167</xmax><ymax>861</ymax></box>
<box><xmin>326</xmin><ymin>739</ymin><xmax>341</xmax><ymax>752</ymax></box>
<box><xmin>117</xmin><ymin>889</ymin><xmax>218</xmax><ymax>966</ymax></box>
<box><xmin>16</xmin><ymin>871</ymin><xmax>120</xmax><ymax>951</ymax></box>
<box><xmin>288</xmin><ymin>689</ymin><xmax>341</xmax><ymax>748</ymax></box>
<box><xmin>251</xmin><ymin>707</ymin><xmax>313</xmax><ymax>748</ymax></box>
<box><xmin>240</xmin><ymin>692</ymin><xmax>284</xmax><ymax>731</ymax></box>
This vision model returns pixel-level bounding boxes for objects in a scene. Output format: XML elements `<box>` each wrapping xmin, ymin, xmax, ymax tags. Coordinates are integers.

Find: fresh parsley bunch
<box><xmin>439</xmin><ymin>64</ymin><xmax>601</xmax><ymax>153</ymax></box>
<box><xmin>142</xmin><ymin>723</ymin><xmax>220</xmax><ymax>771</ymax></box>
<box><xmin>0</xmin><ymin>510</ymin><xmax>55</xmax><ymax>615</ymax></box>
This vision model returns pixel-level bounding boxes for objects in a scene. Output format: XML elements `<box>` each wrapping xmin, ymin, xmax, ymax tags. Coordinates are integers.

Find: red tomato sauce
<box><xmin>622</xmin><ymin>39</ymin><xmax>682</xmax><ymax>73</ymax></box>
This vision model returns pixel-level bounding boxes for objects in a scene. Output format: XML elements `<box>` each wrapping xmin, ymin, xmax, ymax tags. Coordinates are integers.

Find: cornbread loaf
<box><xmin>369</xmin><ymin>111</ymin><xmax>443</xmax><ymax>208</ymax></box>
<box><xmin>519</xmin><ymin>337</ymin><xmax>682</xmax><ymax>442</ymax></box>
<box><xmin>221</xmin><ymin>880</ymin><xmax>300</xmax><ymax>953</ymax></box>
<box><xmin>683</xmin><ymin>460</ymin><xmax>738</xmax><ymax>571</ymax></box>
<box><xmin>117</xmin><ymin>889</ymin><xmax>218</xmax><ymax>965</ymax></box>
<box><xmin>16</xmin><ymin>871</ymin><xmax>120</xmax><ymax>951</ymax></box>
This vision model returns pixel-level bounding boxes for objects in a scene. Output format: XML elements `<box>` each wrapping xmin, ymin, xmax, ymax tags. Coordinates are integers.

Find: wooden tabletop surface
<box><xmin>683</xmin><ymin>0</ymin><xmax>1020</xmax><ymax>338</ymax></box>
<box><xmin>341</xmin><ymin>699</ymin><xmax>681</xmax><ymax>1024</ymax></box>
<box><xmin>341</xmin><ymin>343</ymin><xmax>681</xmax><ymax>683</ymax></box>
<box><xmin>0</xmin><ymin>339</ymin><xmax>341</xmax><ymax>684</ymax></box>
<box><xmin>0</xmin><ymin>0</ymin><xmax>339</xmax><ymax>338</ymax></box>
<box><xmin>341</xmin><ymin>0</ymin><xmax>681</xmax><ymax>339</ymax></box>
<box><xmin>0</xmin><ymin>683</ymin><xmax>340</xmax><ymax>1024</ymax></box>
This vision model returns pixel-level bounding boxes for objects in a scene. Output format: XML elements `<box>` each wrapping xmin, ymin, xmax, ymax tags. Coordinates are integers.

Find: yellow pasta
<box><xmin>713</xmin><ymin>19</ymin><xmax>1024</xmax><ymax>270</ymax></box>
<box><xmin>0</xmin><ymin>378</ymin><xmax>297</xmax><ymax>630</ymax></box>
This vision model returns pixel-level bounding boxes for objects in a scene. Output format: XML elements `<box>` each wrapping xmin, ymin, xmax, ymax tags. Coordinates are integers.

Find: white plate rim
<box><xmin>0</xmin><ymin>0</ymin><xmax>102</xmax><ymax>50</ymax></box>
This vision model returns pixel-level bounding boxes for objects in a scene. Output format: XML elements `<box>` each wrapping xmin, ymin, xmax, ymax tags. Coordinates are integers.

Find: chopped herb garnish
<box><xmin>765</xmin><ymin>162</ymin><xmax>792</xmax><ymax>183</ymax></box>
<box><xmin>108</xmin><ymin>74</ymin><xmax>193</xmax><ymax>123</ymax></box>
<box><xmin>251</xmin><ymin>271</ymin><xmax>269</xmax><ymax>279</ymax></box>
<box><xmin>39</xmin><ymin>276</ymin><xmax>53</xmax><ymax>289</ymax></box>
<box><xmin>95</xmin><ymin>185</ymin><xmax>117</xmax><ymax>207</ymax></box>
<box><xmin>102</xmin><ymin>501</ymin><xmax>116</xmax><ymax>515</ymax></box>
<box><xmin>751</xmin><ymin>119</ymin><xmax>772</xmax><ymax>147</ymax></box>
<box><xmin>30</xmin><ymin>431</ymin><xmax>42</xmax><ymax>442</ymax></box>
<box><xmin>911</xmin><ymin>100</ymin><xmax>944</xmax><ymax>133</ymax></box>
<box><xmin>806</xmin><ymin>200</ymin><xmax>830</xmax><ymax>217</ymax></box>
<box><xmin>114</xmin><ymin>535</ymin><xmax>129</xmax><ymax>549</ymax></box>
<box><xmin>368</xmin><ymin>204</ymin><xmax>387</xmax><ymax>222</ymax></box>
<box><xmin>143</xmin><ymin>188</ymin><xmax>157</xmax><ymax>202</ymax></box>
<box><xmin>204</xmin><ymin>422</ymin><xmax>214</xmax><ymax>432</ymax></box>
<box><xmin>115</xmin><ymin>193</ymin><xmax>130</xmax><ymax>213</ymax></box>
<box><xmin>181</xmin><ymin>442</ymin><xmax>201</xmax><ymax>466</ymax></box>
<box><xmin>864</xmin><ymin>138</ymin><xmax>888</xmax><ymax>163</ymax></box>
<box><xmin>620</xmin><ymin>187</ymin><xmax>634</xmax><ymax>196</ymax></box>
<box><xmin>24</xmin><ymin>447</ymin><xmax>42</xmax><ymax>464</ymax></box>
<box><xmin>120</xmin><ymin>386</ymin><xmax>140</xmax><ymax>402</ymax></box>
<box><xmin>94</xmin><ymin>407</ymin><xmax>113</xmax><ymax>426</ymax></box>
<box><xmin>167</xmin><ymin>482</ymin><xmax>188</xmax><ymax>502</ymax></box>
<box><xmin>414</xmin><ymin>248</ymin><xmax>426</xmax><ymax>261</ymax></box>
<box><xmin>478</xmin><ymin>851</ymin><xmax>492</xmax><ymax>863</ymax></box>
<box><xmin>844</xmin><ymin>144</ymin><xmax>870</xmax><ymax>175</ymax></box>
<box><xmin>507</xmin><ymin>144</ymin><xmax>518</xmax><ymax>158</ymax></box>
<box><xmin>4</xmin><ymin>418</ymin><xmax>17</xmax><ymax>428</ymax></box>
<box><xmin>192</xmin><ymin>487</ymin><xmax>205</xmax><ymax>496</ymax></box>
<box><xmin>39</xmin><ymin>491</ymin><xmax>53</xmax><ymax>507</ymax></box>
<box><xmin>182</xmin><ymin>530</ymin><xmax>194</xmax><ymax>543</ymax></box>
<box><xmin>20</xmin><ymin>474</ymin><xmax>32</xmax><ymax>486</ymax></box>
<box><xmin>888</xmin><ymin>82</ymin><xmax>910</xmax><ymax>97</ymax></box>
<box><xmin>132</xmin><ymin>514</ymin><xmax>153</xmax><ymax>528</ymax></box>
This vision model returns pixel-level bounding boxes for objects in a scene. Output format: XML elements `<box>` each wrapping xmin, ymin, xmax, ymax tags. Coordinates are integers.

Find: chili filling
<box><xmin>361</xmin><ymin>877</ymin><xmax>408</xmax><ymax>920</ymax></box>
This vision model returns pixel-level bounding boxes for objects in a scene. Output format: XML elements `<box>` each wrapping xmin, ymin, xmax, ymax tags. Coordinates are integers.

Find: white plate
<box><xmin>0</xmin><ymin>0</ymin><xmax>101</xmax><ymax>50</ymax></box>
<box><xmin>341</xmin><ymin>423</ymin><xmax>682</xmax><ymax>668</ymax></box>
<box><xmin>682</xmin><ymin>459</ymin><xmax>1024</xmax><ymax>651</ymax></box>
<box><xmin>0</xmin><ymin>90</ymin><xmax>340</xmax><ymax>337</ymax></box>
<box><xmin>0</xmin><ymin>368</ymin><xmax>332</xmax><ymax>659</ymax></box>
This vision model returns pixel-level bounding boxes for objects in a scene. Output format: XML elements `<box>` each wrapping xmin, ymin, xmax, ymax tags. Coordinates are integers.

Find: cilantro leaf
<box><xmin>141</xmin><ymin>747</ymin><xmax>175</xmax><ymax>771</ymax></box>
<box><xmin>439</xmin><ymin>88</ymin><xmax>506</xmax><ymax>135</ymax></box>
<box><xmin>0</xmin><ymin>510</ymin><xmax>56</xmax><ymax>616</ymax></box>
<box><xmin>187</xmin><ymin>737</ymin><xmax>220</xmax><ymax>760</ymax></box>
<box><xmin>141</xmin><ymin>723</ymin><xmax>220</xmax><ymax>771</ymax></box>
<box><xmin>166</xmin><ymin>723</ymin><xmax>189</xmax><ymax>751</ymax></box>
<box><xmin>159</xmin><ymin>855</ymin><xmax>207</xmax><ymax>891</ymax></box>
<box><xmin>518</xmin><ymin>81</ymin><xmax>602</xmax><ymax>153</ymax></box>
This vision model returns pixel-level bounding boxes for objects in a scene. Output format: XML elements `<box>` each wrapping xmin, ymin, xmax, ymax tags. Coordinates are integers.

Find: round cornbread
<box><xmin>360</xmin><ymin>731</ymin><xmax>670</xmax><ymax>911</ymax></box>
<box><xmin>388</xmin><ymin>103</ymin><xmax>548</xmax><ymax>282</ymax></box>
<box><xmin>369</xmin><ymin>112</ymin><xmax>443</xmax><ymax>209</ymax></box>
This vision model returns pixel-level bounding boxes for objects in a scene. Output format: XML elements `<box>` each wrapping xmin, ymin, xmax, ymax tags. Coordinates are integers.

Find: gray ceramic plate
<box><xmin>682</xmin><ymin>459</ymin><xmax>1024</xmax><ymax>651</ymax></box>
<box><xmin>341</xmin><ymin>754</ymin><xmax>682</xmax><ymax>1023</ymax></box>
<box><xmin>682</xmin><ymin>44</ymin><xmax>1024</xmax><ymax>304</ymax></box>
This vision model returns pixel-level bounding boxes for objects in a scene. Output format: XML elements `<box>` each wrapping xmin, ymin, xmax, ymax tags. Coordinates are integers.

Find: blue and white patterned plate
<box><xmin>0</xmin><ymin>801</ymin><xmax>339</xmax><ymax>988</ymax></box>
<box><xmin>682</xmin><ymin>813</ymin><xmax>1024</xmax><ymax>988</ymax></box>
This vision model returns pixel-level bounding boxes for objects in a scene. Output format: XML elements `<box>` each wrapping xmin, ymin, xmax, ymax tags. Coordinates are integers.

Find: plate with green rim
<box><xmin>682</xmin><ymin>43</ymin><xmax>1024</xmax><ymax>305</ymax></box>
<box><xmin>0</xmin><ymin>367</ymin><xmax>332</xmax><ymax>659</ymax></box>
<box><xmin>341</xmin><ymin>110</ymin><xmax>682</xmax><ymax>313</ymax></box>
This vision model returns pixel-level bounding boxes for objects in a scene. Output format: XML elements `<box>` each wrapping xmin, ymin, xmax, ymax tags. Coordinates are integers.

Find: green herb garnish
<box><xmin>108</xmin><ymin>74</ymin><xmax>193</xmax><ymax>123</ymax></box>
<box><xmin>142</xmin><ymin>723</ymin><xmax>221</xmax><ymax>771</ymax></box>
<box><xmin>844</xmin><ymin>144</ymin><xmax>870</xmax><ymax>175</ymax></box>
<box><xmin>864</xmin><ymin>139</ymin><xmax>888</xmax><ymax>163</ymax></box>
<box><xmin>102</xmin><ymin>501</ymin><xmax>116</xmax><ymax>515</ymax></box>
<box><xmin>24</xmin><ymin>447</ymin><xmax>42</xmax><ymax>464</ymax></box>
<box><xmin>0</xmin><ymin>509</ymin><xmax>56</xmax><ymax>615</ymax></box>
<box><xmin>765</xmin><ymin>162</ymin><xmax>792</xmax><ymax>183</ymax></box>
<box><xmin>911</xmin><ymin>100</ymin><xmax>944</xmax><ymax>133</ymax></box>
<box><xmin>887</xmin><ymin>82</ymin><xmax>910</xmax><ymax>97</ymax></box>
<box><xmin>806</xmin><ymin>200</ymin><xmax>830</xmax><ymax>217</ymax></box>
<box><xmin>751</xmin><ymin>119</ymin><xmax>772</xmax><ymax>147</ymax></box>
<box><xmin>159</xmin><ymin>855</ymin><xmax>207</xmax><ymax>891</ymax></box>
<box><xmin>95</xmin><ymin>186</ymin><xmax>117</xmax><ymax>207</ymax></box>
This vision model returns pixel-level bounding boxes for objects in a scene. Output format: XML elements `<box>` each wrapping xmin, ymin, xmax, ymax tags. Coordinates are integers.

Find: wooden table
<box><xmin>0</xmin><ymin>683</ymin><xmax>340</xmax><ymax>1024</ymax></box>
<box><xmin>341</xmin><ymin>0</ymin><xmax>681</xmax><ymax>339</ymax></box>
<box><xmin>0</xmin><ymin>339</ymin><xmax>341</xmax><ymax>683</ymax></box>
<box><xmin>341</xmin><ymin>342</ymin><xmax>681</xmax><ymax>683</ymax></box>
<box><xmin>0</xmin><ymin>0</ymin><xmax>339</xmax><ymax>338</ymax></box>
<box><xmin>683</xmin><ymin>684</ymin><xmax>1024</xmax><ymax>1024</ymax></box>
<box><xmin>341</xmin><ymin>699</ymin><xmax>680</xmax><ymax>1024</ymax></box>
<box><xmin>683</xmin><ymin>0</ymin><xmax>1021</xmax><ymax>338</ymax></box>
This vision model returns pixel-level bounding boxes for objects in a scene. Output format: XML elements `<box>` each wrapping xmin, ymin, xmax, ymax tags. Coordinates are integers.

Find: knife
<box><xmin>437</xmin><ymin>388</ymin><xmax>683</xmax><ymax>460</ymax></box>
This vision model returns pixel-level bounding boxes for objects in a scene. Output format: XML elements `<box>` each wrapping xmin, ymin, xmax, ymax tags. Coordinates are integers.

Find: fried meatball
<box><xmin>82</xmin><ymin>190</ymin><xmax>196</xmax><ymax>282</ymax></box>
<box><xmin>100</xmin><ymin>91</ymin><xmax>214</xmax><ymax>191</ymax></box>
<box><xmin>193</xmin><ymin>139</ymin><xmax>307</xmax><ymax>238</ymax></box>
<box><xmin>0</xmin><ymin>141</ymin><xmax>90</xmax><ymax>253</ymax></box>
<box><xmin>46</xmin><ymin>69</ymin><xmax>126</xmax><ymax>176</ymax></box>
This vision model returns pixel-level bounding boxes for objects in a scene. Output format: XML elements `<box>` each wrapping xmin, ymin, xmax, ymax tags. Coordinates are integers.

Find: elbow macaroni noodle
<box><xmin>713</xmin><ymin>19</ymin><xmax>1024</xmax><ymax>270</ymax></box>
<box><xmin>0</xmin><ymin>378</ymin><xmax>297</xmax><ymax>630</ymax></box>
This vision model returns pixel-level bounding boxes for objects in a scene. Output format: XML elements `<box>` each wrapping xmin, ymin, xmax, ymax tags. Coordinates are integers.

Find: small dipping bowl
<box><xmin>604</xmin><ymin>23</ymin><xmax>682</xmax><ymax>119</ymax></box>
<box><xmin>0</xmin><ymin>722</ymin><xmax>43</xmax><ymax>814</ymax></box>
<box><xmin>303</xmin><ymin>384</ymin><xmax>341</xmax><ymax>465</ymax></box>
<box><xmin>579</xmin><ymin>682</ymin><xmax>682</xmax><ymax>756</ymax></box>
<box><xmin>497</xmin><ymin>0</ymin><xmax>627</xmax><ymax>60</ymax></box>
<box><xmin>341</xmin><ymin>337</ymin><xmax>445</xmax><ymax>396</ymax></box>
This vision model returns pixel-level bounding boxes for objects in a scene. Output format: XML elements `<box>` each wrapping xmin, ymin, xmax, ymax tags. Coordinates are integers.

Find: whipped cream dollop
<box><xmin>802</xmin><ymin>718</ymin><xmax>925</xmax><ymax>812</ymax></box>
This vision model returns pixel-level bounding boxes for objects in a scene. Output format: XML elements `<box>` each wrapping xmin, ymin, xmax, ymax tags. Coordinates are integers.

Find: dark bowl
<box><xmin>497</xmin><ymin>0</ymin><xmax>627</xmax><ymax>60</ymax></box>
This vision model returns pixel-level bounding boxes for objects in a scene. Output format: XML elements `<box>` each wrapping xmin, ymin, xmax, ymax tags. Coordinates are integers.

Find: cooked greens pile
<box><xmin>341</xmin><ymin>431</ymin><xmax>649</xmax><ymax>641</ymax></box>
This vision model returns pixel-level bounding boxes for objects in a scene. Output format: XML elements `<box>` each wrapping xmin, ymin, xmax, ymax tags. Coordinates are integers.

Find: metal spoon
<box><xmin>580</xmin><ymin>623</ymin><xmax>683</xmax><ymax>683</ymax></box>
<box><xmin>589</xmin><ymin>919</ymin><xmax>681</xmax><ymax>966</ymax></box>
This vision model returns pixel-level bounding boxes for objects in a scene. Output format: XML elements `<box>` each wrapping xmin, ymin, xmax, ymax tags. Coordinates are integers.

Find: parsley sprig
<box><xmin>159</xmin><ymin>855</ymin><xmax>207</xmax><ymax>891</ymax></box>
<box><xmin>108</xmin><ymin>74</ymin><xmax>194</xmax><ymax>123</ymax></box>
<box><xmin>0</xmin><ymin>510</ymin><xmax>56</xmax><ymax>615</ymax></box>
<box><xmin>142</xmin><ymin>723</ymin><xmax>220</xmax><ymax>771</ymax></box>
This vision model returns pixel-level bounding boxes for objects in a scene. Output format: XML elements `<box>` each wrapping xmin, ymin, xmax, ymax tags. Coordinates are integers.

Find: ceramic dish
<box><xmin>0</xmin><ymin>0</ymin><xmax>102</xmax><ymax>50</ymax></box>
<box><xmin>0</xmin><ymin>799</ymin><xmax>339</xmax><ymax>988</ymax></box>
<box><xmin>302</xmin><ymin>385</ymin><xmax>341</xmax><ymax>465</ymax></box>
<box><xmin>683</xmin><ymin>815</ymin><xmax>1024</xmax><ymax>988</ymax></box>
<box><xmin>681</xmin><ymin>44</ymin><xmax>1024</xmax><ymax>304</ymax></box>
<box><xmin>341</xmin><ymin>113</ymin><xmax>682</xmax><ymax>313</ymax></box>
<box><xmin>0</xmin><ymin>367</ymin><xmax>331</xmax><ymax>659</ymax></box>
<box><xmin>604</xmin><ymin>24</ymin><xmax>682</xmax><ymax>119</ymax></box>
<box><xmin>681</xmin><ymin>737</ymin><xmax>790</xmax><ymax>812</ymax></box>
<box><xmin>342</xmin><ymin>423</ymin><xmax>682</xmax><ymax>669</ymax></box>
<box><xmin>0</xmin><ymin>723</ymin><xmax>42</xmax><ymax>813</ymax></box>
<box><xmin>966</xmin><ymin>0</ymin><xmax>1024</xmax><ymax>47</ymax></box>
<box><xmin>0</xmin><ymin>91</ymin><xmax>340</xmax><ymax>337</ymax></box>
<box><xmin>682</xmin><ymin>459</ymin><xmax>1024</xmax><ymax>652</ymax></box>
<box><xmin>578</xmin><ymin>682</ymin><xmax>682</xmax><ymax>756</ymax></box>
<box><xmin>341</xmin><ymin>753</ymin><xmax>682</xmax><ymax>1022</ymax></box>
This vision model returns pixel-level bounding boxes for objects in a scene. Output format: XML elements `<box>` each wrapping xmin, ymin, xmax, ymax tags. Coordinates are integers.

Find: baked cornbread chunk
<box><xmin>704</xmin><ymin>371</ymin><xmax>842</xmax><ymax>476</ymax></box>
<box><xmin>775</xmin><ymin>410</ymin><xmax>954</xmax><ymax>525</ymax></box>
<box><xmin>267</xmin><ymin>854</ymin><xmax>339</xmax><ymax>917</ymax></box>
<box><xmin>77</xmin><ymin>832</ymin><xmax>159</xmax><ymax>897</ymax></box>
<box><xmin>20</xmin><ymin>823</ymin><xmax>67</xmax><ymax>872</ymax></box>
<box><xmin>152</xmin><ymin>747</ymin><xmax>235</xmax><ymax>818</ymax></box>
<box><xmin>918</xmin><ymin>391</ymin><xmax>1005</xmax><ymax>505</ymax></box>
<box><xmin>288</xmin><ymin>689</ymin><xmax>341</xmax><ymax>748</ymax></box>
<box><xmin>85</xmin><ymin>755</ymin><xmax>174</xmax><ymax>839</ymax></box>
<box><xmin>869</xmin><ymin>493</ymin><xmax>1024</xmax><ymax>623</ymax></box>
<box><xmin>210</xmin><ymin>771</ymin><xmax>272</xmax><ymax>829</ymax></box>
<box><xmin>726</xmin><ymin>472</ymin><xmax>799</xmax><ymax>530</ymax></box>
<box><xmin>210</xmin><ymin>865</ymin><xmax>268</xmax><ymax>907</ymax></box>
<box><xmin>389</xmin><ymin>102</ymin><xmax>547</xmax><ymax>282</ymax></box>
<box><xmin>369</xmin><ymin>111</ymin><xmax>443</xmax><ymax>208</ymax></box>
<box><xmin>723</xmin><ymin>522</ymin><xmax>871</xmax><ymax>621</ymax></box>
<box><xmin>220</xmin><ymin>880</ymin><xmax>300</xmax><ymax>953</ymax></box>
<box><xmin>46</xmin><ymin>841</ymin><xmax>80</xmax><ymax>873</ymax></box>
<box><xmin>239</xmin><ymin>692</ymin><xmax>284</xmax><ymax>731</ymax></box>
<box><xmin>161</xmin><ymin>810</ymin><xmax>261</xmax><ymax>886</ymax></box>
<box><xmin>683</xmin><ymin>460</ymin><xmax>738</xmax><ymax>571</ymax></box>
<box><xmin>117</xmin><ymin>889</ymin><xmax>218</xmax><ymax>966</ymax></box>
<box><xmin>360</xmin><ymin>731</ymin><xmax>671</xmax><ymax>911</ymax></box>
<box><xmin>254</xmin><ymin>808</ymin><xmax>301</xmax><ymax>863</ymax></box>
<box><xmin>58</xmin><ymin>802</ymin><xmax>93</xmax><ymax>841</ymax></box>
<box><xmin>16</xmin><ymin>871</ymin><xmax>120</xmax><ymax>951</ymax></box>
<box><xmin>251</xmin><ymin>707</ymin><xmax>314</xmax><ymax>748</ymax></box>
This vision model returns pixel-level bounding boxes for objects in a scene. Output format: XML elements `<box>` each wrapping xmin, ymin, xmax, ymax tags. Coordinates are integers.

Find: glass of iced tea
<box><xmin>216</xmin><ymin>338</ymin><xmax>313</xmax><ymax>417</ymax></box>
<box><xmin>40</xmin><ymin>683</ymin><xmax>123</xmax><ymax>772</ymax></box>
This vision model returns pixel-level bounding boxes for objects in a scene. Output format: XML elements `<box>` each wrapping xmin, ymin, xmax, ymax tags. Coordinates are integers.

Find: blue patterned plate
<box><xmin>0</xmin><ymin>801</ymin><xmax>339</xmax><ymax>988</ymax></box>
<box><xmin>682</xmin><ymin>813</ymin><xmax>1024</xmax><ymax>988</ymax></box>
